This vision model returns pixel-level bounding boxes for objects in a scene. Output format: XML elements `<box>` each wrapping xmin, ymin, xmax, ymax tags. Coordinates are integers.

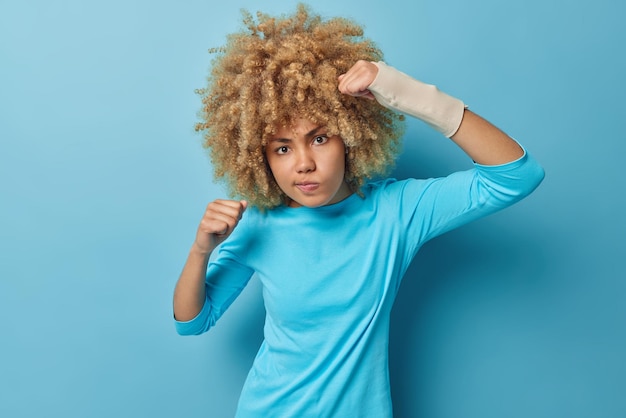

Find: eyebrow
<box><xmin>269</xmin><ymin>126</ymin><xmax>326</xmax><ymax>143</ymax></box>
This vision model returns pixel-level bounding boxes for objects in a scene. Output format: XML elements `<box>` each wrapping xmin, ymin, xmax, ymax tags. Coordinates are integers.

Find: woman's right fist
<box><xmin>193</xmin><ymin>199</ymin><xmax>248</xmax><ymax>254</ymax></box>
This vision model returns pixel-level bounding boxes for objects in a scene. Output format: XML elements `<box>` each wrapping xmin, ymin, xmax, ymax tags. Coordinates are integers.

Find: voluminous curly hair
<box><xmin>195</xmin><ymin>3</ymin><xmax>404</xmax><ymax>209</ymax></box>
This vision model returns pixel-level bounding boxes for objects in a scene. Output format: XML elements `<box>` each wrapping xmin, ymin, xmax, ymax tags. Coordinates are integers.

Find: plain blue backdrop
<box><xmin>1</xmin><ymin>0</ymin><xmax>624</xmax><ymax>417</ymax></box>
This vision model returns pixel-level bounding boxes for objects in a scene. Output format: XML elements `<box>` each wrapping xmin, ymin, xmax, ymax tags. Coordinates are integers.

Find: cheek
<box><xmin>263</xmin><ymin>153</ymin><xmax>277</xmax><ymax>179</ymax></box>
<box><xmin>331</xmin><ymin>147</ymin><xmax>347</xmax><ymax>177</ymax></box>
<box><xmin>265</xmin><ymin>155</ymin><xmax>287</xmax><ymax>184</ymax></box>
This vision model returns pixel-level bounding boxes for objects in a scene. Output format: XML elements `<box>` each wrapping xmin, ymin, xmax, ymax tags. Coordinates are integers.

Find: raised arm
<box><xmin>338</xmin><ymin>60</ymin><xmax>524</xmax><ymax>165</ymax></box>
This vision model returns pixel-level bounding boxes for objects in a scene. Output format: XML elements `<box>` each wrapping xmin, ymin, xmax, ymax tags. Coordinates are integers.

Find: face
<box><xmin>265</xmin><ymin>119</ymin><xmax>352</xmax><ymax>208</ymax></box>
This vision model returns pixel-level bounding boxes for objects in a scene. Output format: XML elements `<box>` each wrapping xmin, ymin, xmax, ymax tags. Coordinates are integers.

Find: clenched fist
<box><xmin>338</xmin><ymin>60</ymin><xmax>379</xmax><ymax>100</ymax></box>
<box><xmin>193</xmin><ymin>199</ymin><xmax>248</xmax><ymax>254</ymax></box>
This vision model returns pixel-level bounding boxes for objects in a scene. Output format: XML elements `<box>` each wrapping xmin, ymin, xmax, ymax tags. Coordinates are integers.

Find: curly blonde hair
<box><xmin>195</xmin><ymin>3</ymin><xmax>404</xmax><ymax>209</ymax></box>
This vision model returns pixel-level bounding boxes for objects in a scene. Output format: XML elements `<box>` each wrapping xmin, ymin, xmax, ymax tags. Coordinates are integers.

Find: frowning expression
<box><xmin>265</xmin><ymin>119</ymin><xmax>352</xmax><ymax>208</ymax></box>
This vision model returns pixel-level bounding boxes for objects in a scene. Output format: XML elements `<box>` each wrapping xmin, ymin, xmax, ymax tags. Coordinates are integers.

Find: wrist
<box><xmin>190</xmin><ymin>241</ymin><xmax>213</xmax><ymax>259</ymax></box>
<box><xmin>369</xmin><ymin>61</ymin><xmax>466</xmax><ymax>137</ymax></box>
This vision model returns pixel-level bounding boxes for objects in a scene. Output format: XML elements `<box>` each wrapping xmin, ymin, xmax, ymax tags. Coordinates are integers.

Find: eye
<box><xmin>275</xmin><ymin>145</ymin><xmax>289</xmax><ymax>155</ymax></box>
<box><xmin>313</xmin><ymin>135</ymin><xmax>329</xmax><ymax>145</ymax></box>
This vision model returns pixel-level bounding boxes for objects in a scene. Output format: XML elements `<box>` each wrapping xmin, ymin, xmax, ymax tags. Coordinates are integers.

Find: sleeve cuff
<box><xmin>174</xmin><ymin>298</ymin><xmax>211</xmax><ymax>336</ymax></box>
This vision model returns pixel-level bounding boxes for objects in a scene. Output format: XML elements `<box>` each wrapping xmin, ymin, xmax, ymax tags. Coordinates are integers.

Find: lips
<box><xmin>295</xmin><ymin>182</ymin><xmax>319</xmax><ymax>193</ymax></box>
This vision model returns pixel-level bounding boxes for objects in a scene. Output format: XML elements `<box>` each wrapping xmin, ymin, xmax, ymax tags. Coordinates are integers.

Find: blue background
<box><xmin>1</xmin><ymin>0</ymin><xmax>624</xmax><ymax>417</ymax></box>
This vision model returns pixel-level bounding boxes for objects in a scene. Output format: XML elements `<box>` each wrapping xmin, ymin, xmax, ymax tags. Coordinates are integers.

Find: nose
<box><xmin>295</xmin><ymin>148</ymin><xmax>315</xmax><ymax>173</ymax></box>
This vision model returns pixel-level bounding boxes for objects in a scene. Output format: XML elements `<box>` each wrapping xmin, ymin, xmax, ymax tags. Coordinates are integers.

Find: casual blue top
<box><xmin>175</xmin><ymin>153</ymin><xmax>545</xmax><ymax>417</ymax></box>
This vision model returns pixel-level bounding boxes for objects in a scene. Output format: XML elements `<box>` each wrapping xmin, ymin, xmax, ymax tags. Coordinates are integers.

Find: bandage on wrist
<box><xmin>369</xmin><ymin>61</ymin><xmax>466</xmax><ymax>138</ymax></box>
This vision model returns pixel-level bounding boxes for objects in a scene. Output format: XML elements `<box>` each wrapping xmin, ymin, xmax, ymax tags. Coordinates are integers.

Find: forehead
<box><xmin>270</xmin><ymin>118</ymin><xmax>322</xmax><ymax>139</ymax></box>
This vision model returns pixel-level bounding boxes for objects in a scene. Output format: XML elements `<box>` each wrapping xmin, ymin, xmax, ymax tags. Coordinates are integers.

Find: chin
<box><xmin>289</xmin><ymin>195</ymin><xmax>332</xmax><ymax>208</ymax></box>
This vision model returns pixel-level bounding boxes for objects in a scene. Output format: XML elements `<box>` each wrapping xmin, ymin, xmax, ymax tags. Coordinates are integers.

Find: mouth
<box><xmin>295</xmin><ymin>182</ymin><xmax>319</xmax><ymax>193</ymax></box>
